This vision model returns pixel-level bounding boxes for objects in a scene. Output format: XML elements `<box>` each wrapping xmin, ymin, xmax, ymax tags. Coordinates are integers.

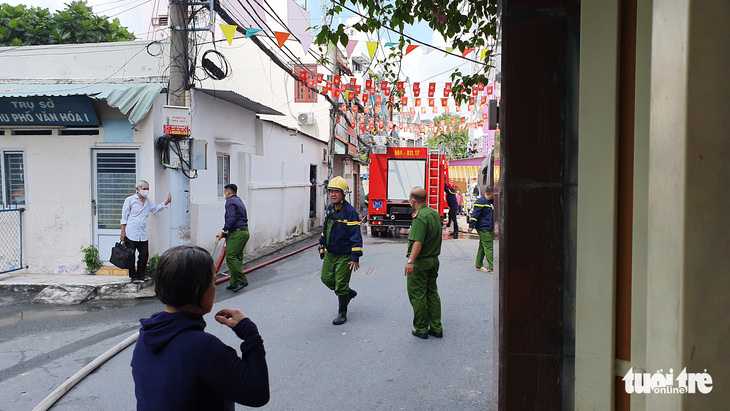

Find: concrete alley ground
<box><xmin>0</xmin><ymin>227</ymin><xmax>497</xmax><ymax>410</ymax></box>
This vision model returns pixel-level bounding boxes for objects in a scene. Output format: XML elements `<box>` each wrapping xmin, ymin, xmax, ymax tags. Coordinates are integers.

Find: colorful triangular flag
<box><xmin>245</xmin><ymin>27</ymin><xmax>262</xmax><ymax>38</ymax></box>
<box><xmin>345</xmin><ymin>40</ymin><xmax>358</xmax><ymax>58</ymax></box>
<box><xmin>366</xmin><ymin>41</ymin><xmax>378</xmax><ymax>59</ymax></box>
<box><xmin>299</xmin><ymin>34</ymin><xmax>314</xmax><ymax>54</ymax></box>
<box><xmin>219</xmin><ymin>24</ymin><xmax>237</xmax><ymax>46</ymax></box>
<box><xmin>384</xmin><ymin>42</ymin><xmax>398</xmax><ymax>47</ymax></box>
<box><xmin>462</xmin><ymin>48</ymin><xmax>475</xmax><ymax>57</ymax></box>
<box><xmin>405</xmin><ymin>44</ymin><xmax>418</xmax><ymax>55</ymax></box>
<box><xmin>274</xmin><ymin>32</ymin><xmax>290</xmax><ymax>48</ymax></box>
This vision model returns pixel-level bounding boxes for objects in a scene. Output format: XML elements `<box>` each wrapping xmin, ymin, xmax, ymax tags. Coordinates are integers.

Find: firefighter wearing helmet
<box><xmin>319</xmin><ymin>176</ymin><xmax>363</xmax><ymax>325</ymax></box>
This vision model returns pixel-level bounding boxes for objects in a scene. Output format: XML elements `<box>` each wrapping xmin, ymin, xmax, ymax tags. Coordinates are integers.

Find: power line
<box><xmin>331</xmin><ymin>0</ymin><xmax>488</xmax><ymax>66</ymax></box>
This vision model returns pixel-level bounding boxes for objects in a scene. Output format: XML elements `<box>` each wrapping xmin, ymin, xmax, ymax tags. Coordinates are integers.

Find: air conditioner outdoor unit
<box><xmin>297</xmin><ymin>112</ymin><xmax>315</xmax><ymax>126</ymax></box>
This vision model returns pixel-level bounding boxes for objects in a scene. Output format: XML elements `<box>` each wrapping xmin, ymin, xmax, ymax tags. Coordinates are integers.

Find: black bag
<box><xmin>110</xmin><ymin>241</ymin><xmax>134</xmax><ymax>268</ymax></box>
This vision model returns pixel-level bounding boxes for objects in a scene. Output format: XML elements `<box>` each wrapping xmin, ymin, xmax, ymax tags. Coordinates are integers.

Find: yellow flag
<box><xmin>366</xmin><ymin>41</ymin><xmax>378</xmax><ymax>59</ymax></box>
<box><xmin>219</xmin><ymin>24</ymin><xmax>237</xmax><ymax>46</ymax></box>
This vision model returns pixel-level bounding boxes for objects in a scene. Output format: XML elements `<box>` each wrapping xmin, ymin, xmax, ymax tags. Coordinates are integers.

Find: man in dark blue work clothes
<box><xmin>445</xmin><ymin>181</ymin><xmax>460</xmax><ymax>239</ymax></box>
<box><xmin>216</xmin><ymin>184</ymin><xmax>250</xmax><ymax>292</ymax></box>
<box><xmin>467</xmin><ymin>187</ymin><xmax>494</xmax><ymax>273</ymax></box>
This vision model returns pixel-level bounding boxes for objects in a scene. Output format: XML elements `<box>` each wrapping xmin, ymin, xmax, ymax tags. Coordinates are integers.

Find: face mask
<box><xmin>139</xmin><ymin>190</ymin><xmax>149</xmax><ymax>198</ymax></box>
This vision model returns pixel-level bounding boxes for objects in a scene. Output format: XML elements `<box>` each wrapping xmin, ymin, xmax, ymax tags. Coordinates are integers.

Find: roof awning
<box><xmin>448</xmin><ymin>165</ymin><xmax>480</xmax><ymax>182</ymax></box>
<box><xmin>0</xmin><ymin>83</ymin><xmax>164</xmax><ymax>126</ymax></box>
<box><xmin>195</xmin><ymin>89</ymin><xmax>284</xmax><ymax>116</ymax></box>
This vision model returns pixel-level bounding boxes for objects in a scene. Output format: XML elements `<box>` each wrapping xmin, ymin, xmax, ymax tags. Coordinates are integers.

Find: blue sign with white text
<box><xmin>0</xmin><ymin>96</ymin><xmax>99</xmax><ymax>126</ymax></box>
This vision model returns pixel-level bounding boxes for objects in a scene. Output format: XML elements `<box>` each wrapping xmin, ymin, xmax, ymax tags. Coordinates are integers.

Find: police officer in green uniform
<box><xmin>404</xmin><ymin>186</ymin><xmax>443</xmax><ymax>339</ymax></box>
<box><xmin>319</xmin><ymin>176</ymin><xmax>363</xmax><ymax>325</ymax></box>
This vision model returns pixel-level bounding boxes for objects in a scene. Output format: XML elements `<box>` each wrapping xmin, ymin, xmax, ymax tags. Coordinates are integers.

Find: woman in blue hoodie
<box><xmin>131</xmin><ymin>245</ymin><xmax>269</xmax><ymax>410</ymax></box>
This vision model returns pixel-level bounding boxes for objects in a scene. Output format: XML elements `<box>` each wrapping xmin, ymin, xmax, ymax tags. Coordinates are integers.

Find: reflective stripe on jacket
<box><xmin>468</xmin><ymin>196</ymin><xmax>493</xmax><ymax>231</ymax></box>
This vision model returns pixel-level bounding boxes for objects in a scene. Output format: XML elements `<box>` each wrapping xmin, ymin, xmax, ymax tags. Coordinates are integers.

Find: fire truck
<box><xmin>367</xmin><ymin>146</ymin><xmax>449</xmax><ymax>236</ymax></box>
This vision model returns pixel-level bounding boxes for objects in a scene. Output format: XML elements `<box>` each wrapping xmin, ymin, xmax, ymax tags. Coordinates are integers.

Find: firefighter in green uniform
<box><xmin>319</xmin><ymin>176</ymin><xmax>363</xmax><ymax>325</ymax></box>
<box><xmin>404</xmin><ymin>186</ymin><xmax>443</xmax><ymax>339</ymax></box>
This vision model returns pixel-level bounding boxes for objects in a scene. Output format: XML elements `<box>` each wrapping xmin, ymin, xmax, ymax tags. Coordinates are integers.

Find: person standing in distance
<box><xmin>468</xmin><ymin>187</ymin><xmax>495</xmax><ymax>273</ymax></box>
<box><xmin>404</xmin><ymin>187</ymin><xmax>443</xmax><ymax>339</ymax></box>
<box><xmin>319</xmin><ymin>176</ymin><xmax>363</xmax><ymax>325</ymax></box>
<box><xmin>217</xmin><ymin>184</ymin><xmax>250</xmax><ymax>292</ymax></box>
<box><xmin>120</xmin><ymin>180</ymin><xmax>171</xmax><ymax>284</ymax></box>
<box><xmin>444</xmin><ymin>181</ymin><xmax>460</xmax><ymax>239</ymax></box>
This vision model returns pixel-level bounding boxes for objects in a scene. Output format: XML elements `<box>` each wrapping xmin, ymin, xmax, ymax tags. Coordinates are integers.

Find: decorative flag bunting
<box><xmin>245</xmin><ymin>27</ymin><xmax>262</xmax><ymax>38</ymax></box>
<box><xmin>384</xmin><ymin>42</ymin><xmax>398</xmax><ymax>47</ymax></box>
<box><xmin>345</xmin><ymin>40</ymin><xmax>358</xmax><ymax>58</ymax></box>
<box><xmin>462</xmin><ymin>48</ymin><xmax>475</xmax><ymax>57</ymax></box>
<box><xmin>299</xmin><ymin>34</ymin><xmax>314</xmax><ymax>54</ymax></box>
<box><xmin>406</xmin><ymin>44</ymin><xmax>418</xmax><ymax>55</ymax></box>
<box><xmin>274</xmin><ymin>31</ymin><xmax>290</xmax><ymax>48</ymax></box>
<box><xmin>366</xmin><ymin>42</ymin><xmax>378</xmax><ymax>59</ymax></box>
<box><xmin>219</xmin><ymin>24</ymin><xmax>237</xmax><ymax>45</ymax></box>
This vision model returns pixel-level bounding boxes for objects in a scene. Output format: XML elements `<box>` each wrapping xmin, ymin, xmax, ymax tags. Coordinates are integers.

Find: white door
<box><xmin>92</xmin><ymin>150</ymin><xmax>137</xmax><ymax>261</ymax></box>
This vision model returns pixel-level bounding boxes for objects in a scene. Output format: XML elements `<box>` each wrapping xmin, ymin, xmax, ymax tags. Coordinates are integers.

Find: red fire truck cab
<box><xmin>367</xmin><ymin>146</ymin><xmax>448</xmax><ymax>236</ymax></box>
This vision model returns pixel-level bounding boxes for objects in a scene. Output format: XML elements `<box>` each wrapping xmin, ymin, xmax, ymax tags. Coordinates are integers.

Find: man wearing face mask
<box><xmin>121</xmin><ymin>180</ymin><xmax>171</xmax><ymax>284</ymax></box>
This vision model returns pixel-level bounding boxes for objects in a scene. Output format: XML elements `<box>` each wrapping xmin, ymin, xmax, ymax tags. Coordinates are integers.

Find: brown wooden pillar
<box><xmin>499</xmin><ymin>1</ymin><xmax>580</xmax><ymax>408</ymax></box>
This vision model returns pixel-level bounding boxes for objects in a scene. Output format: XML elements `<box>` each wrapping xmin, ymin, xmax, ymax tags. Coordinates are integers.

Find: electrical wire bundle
<box><xmin>155</xmin><ymin>135</ymin><xmax>199</xmax><ymax>179</ymax></box>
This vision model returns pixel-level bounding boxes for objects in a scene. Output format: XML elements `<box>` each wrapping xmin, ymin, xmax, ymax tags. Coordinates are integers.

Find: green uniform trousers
<box><xmin>321</xmin><ymin>252</ymin><xmax>353</xmax><ymax>296</ymax></box>
<box><xmin>226</xmin><ymin>230</ymin><xmax>250</xmax><ymax>287</ymax></box>
<box><xmin>407</xmin><ymin>257</ymin><xmax>442</xmax><ymax>334</ymax></box>
<box><xmin>475</xmin><ymin>229</ymin><xmax>494</xmax><ymax>270</ymax></box>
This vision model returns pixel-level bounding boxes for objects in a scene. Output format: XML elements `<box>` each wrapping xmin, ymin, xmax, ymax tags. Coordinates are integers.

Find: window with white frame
<box><xmin>0</xmin><ymin>151</ymin><xmax>26</xmax><ymax>206</ymax></box>
<box><xmin>217</xmin><ymin>154</ymin><xmax>230</xmax><ymax>197</ymax></box>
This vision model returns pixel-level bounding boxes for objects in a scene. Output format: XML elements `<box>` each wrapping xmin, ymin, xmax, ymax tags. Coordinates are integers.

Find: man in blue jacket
<box><xmin>319</xmin><ymin>176</ymin><xmax>363</xmax><ymax>325</ymax></box>
<box><xmin>216</xmin><ymin>184</ymin><xmax>250</xmax><ymax>292</ymax></box>
<box><xmin>467</xmin><ymin>187</ymin><xmax>494</xmax><ymax>272</ymax></box>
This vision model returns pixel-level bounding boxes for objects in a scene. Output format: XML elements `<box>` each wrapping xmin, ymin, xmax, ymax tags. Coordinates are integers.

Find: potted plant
<box><xmin>146</xmin><ymin>253</ymin><xmax>160</xmax><ymax>279</ymax></box>
<box><xmin>80</xmin><ymin>244</ymin><xmax>103</xmax><ymax>274</ymax></box>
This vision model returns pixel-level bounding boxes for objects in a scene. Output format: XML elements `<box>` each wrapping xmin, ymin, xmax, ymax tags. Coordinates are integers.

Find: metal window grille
<box><xmin>97</xmin><ymin>153</ymin><xmax>136</xmax><ymax>229</ymax></box>
<box><xmin>1</xmin><ymin>152</ymin><xmax>26</xmax><ymax>206</ymax></box>
<box><xmin>0</xmin><ymin>208</ymin><xmax>24</xmax><ymax>274</ymax></box>
<box><xmin>294</xmin><ymin>65</ymin><xmax>318</xmax><ymax>103</ymax></box>
<box><xmin>217</xmin><ymin>154</ymin><xmax>230</xmax><ymax>196</ymax></box>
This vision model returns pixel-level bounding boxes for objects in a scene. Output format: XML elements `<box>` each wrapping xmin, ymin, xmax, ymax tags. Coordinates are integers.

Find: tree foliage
<box><xmin>427</xmin><ymin>113</ymin><xmax>469</xmax><ymax>159</ymax></box>
<box><xmin>0</xmin><ymin>1</ymin><xmax>135</xmax><ymax>46</ymax></box>
<box><xmin>313</xmin><ymin>0</ymin><xmax>498</xmax><ymax>104</ymax></box>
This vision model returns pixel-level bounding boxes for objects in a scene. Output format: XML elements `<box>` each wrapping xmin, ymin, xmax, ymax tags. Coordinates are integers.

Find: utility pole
<box><xmin>168</xmin><ymin>0</ymin><xmax>191</xmax><ymax>245</ymax></box>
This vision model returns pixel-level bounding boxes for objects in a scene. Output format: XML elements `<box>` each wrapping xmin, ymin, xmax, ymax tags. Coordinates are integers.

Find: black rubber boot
<box><xmin>333</xmin><ymin>294</ymin><xmax>350</xmax><ymax>325</ymax></box>
<box><xmin>348</xmin><ymin>289</ymin><xmax>357</xmax><ymax>301</ymax></box>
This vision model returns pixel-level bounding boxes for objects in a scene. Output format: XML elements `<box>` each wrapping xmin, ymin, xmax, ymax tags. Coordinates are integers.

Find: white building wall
<box><xmin>0</xmin><ymin>101</ymin><xmax>161</xmax><ymax>274</ymax></box>
<box><xmin>198</xmin><ymin>37</ymin><xmax>331</xmax><ymax>144</ymax></box>
<box><xmin>186</xmin><ymin>91</ymin><xmax>326</xmax><ymax>257</ymax></box>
